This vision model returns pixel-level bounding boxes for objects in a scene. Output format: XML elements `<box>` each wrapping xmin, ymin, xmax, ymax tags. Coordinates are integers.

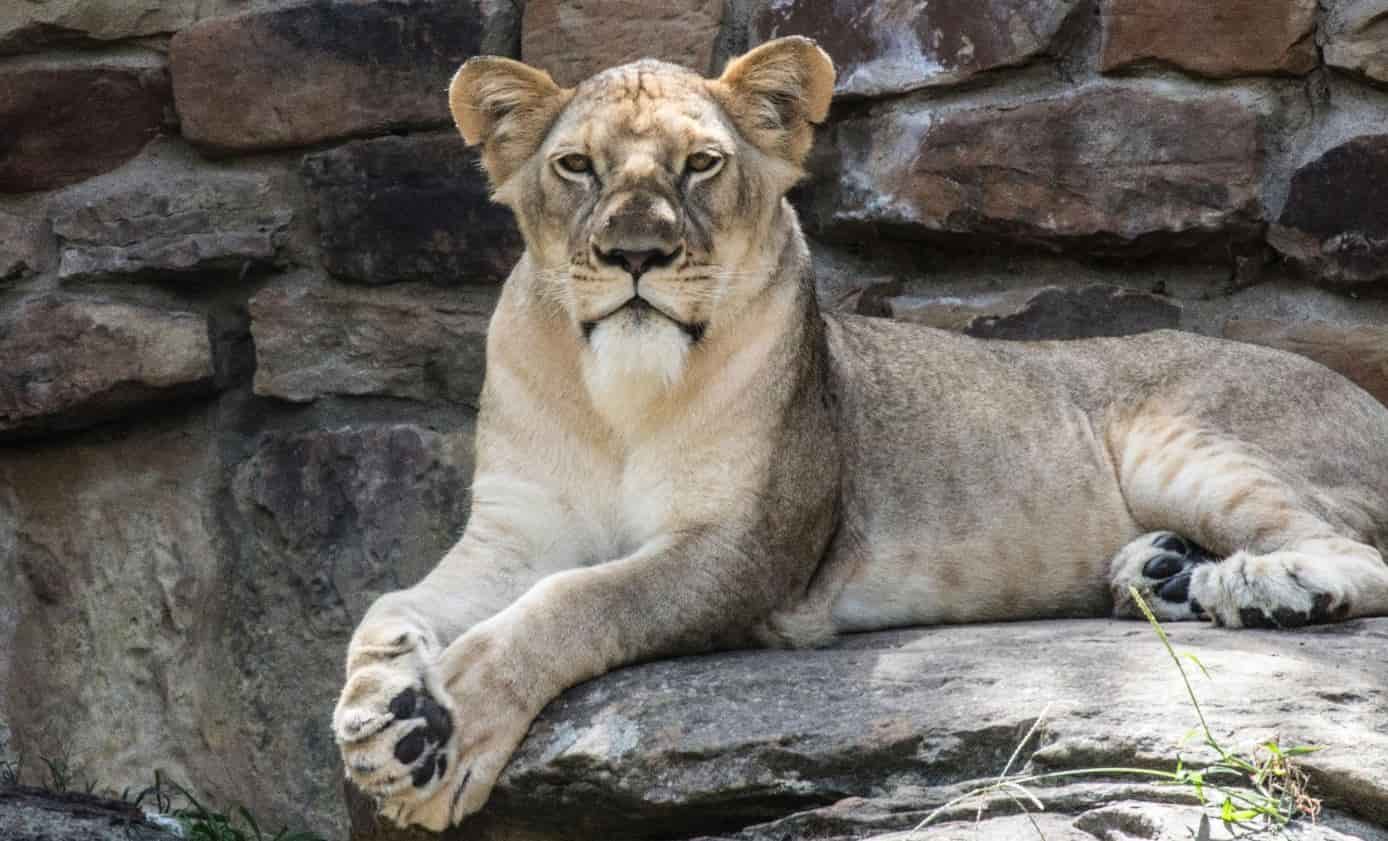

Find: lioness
<box><xmin>333</xmin><ymin>37</ymin><xmax>1388</xmax><ymax>829</ymax></box>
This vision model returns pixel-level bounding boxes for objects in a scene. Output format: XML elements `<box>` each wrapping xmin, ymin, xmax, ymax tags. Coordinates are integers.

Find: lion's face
<box><xmin>526</xmin><ymin>66</ymin><xmax>755</xmax><ymax>350</ymax></box>
<box><xmin>450</xmin><ymin>39</ymin><xmax>834</xmax><ymax>402</ymax></box>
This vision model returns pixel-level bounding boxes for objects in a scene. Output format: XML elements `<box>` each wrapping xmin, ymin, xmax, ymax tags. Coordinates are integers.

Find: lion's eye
<box><xmin>685</xmin><ymin>151</ymin><xmax>722</xmax><ymax>175</ymax></box>
<box><xmin>556</xmin><ymin>153</ymin><xmax>593</xmax><ymax>175</ymax></box>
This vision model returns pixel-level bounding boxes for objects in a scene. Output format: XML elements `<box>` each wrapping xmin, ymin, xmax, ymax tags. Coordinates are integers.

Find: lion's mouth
<box><xmin>581</xmin><ymin>296</ymin><xmax>706</xmax><ymax>343</ymax></box>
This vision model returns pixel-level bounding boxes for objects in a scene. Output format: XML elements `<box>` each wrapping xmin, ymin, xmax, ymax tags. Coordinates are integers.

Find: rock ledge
<box><xmin>349</xmin><ymin>618</ymin><xmax>1388</xmax><ymax>840</ymax></box>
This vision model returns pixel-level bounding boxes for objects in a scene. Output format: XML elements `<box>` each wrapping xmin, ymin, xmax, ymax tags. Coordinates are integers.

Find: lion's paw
<box><xmin>333</xmin><ymin>625</ymin><xmax>539</xmax><ymax>830</ymax></box>
<box><xmin>333</xmin><ymin>631</ymin><xmax>465</xmax><ymax>829</ymax></box>
<box><xmin>1111</xmin><ymin>531</ymin><xmax>1216</xmax><ymax>621</ymax></box>
<box><xmin>1192</xmin><ymin>550</ymin><xmax>1349</xmax><ymax>629</ymax></box>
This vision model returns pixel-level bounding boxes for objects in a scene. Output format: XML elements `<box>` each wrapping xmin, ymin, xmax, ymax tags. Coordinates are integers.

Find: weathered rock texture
<box><xmin>0</xmin><ymin>295</ymin><xmax>213</xmax><ymax>439</ymax></box>
<box><xmin>1100</xmin><ymin>0</ymin><xmax>1317</xmax><ymax>77</ymax></box>
<box><xmin>217</xmin><ymin>423</ymin><xmax>474</xmax><ymax>830</ymax></box>
<box><xmin>753</xmin><ymin>0</ymin><xmax>1080</xmax><ymax>98</ymax></box>
<box><xmin>1324</xmin><ymin>0</ymin><xmax>1388</xmax><ymax>86</ymax></box>
<box><xmin>522</xmin><ymin>0</ymin><xmax>725</xmax><ymax>86</ymax></box>
<box><xmin>809</xmin><ymin>88</ymin><xmax>1263</xmax><ymax>253</ymax></box>
<box><xmin>4</xmin><ymin>0</ymin><xmax>1388</xmax><ymax>836</ymax></box>
<box><xmin>0</xmin><ymin>413</ymin><xmax>225</xmax><ymax>816</ymax></box>
<box><xmin>0</xmin><ymin>62</ymin><xmax>167</xmax><ymax>193</ymax></box>
<box><xmin>50</xmin><ymin>140</ymin><xmax>294</xmax><ymax>282</ymax></box>
<box><xmin>171</xmin><ymin>0</ymin><xmax>491</xmax><ymax>153</ymax></box>
<box><xmin>0</xmin><ymin>786</ymin><xmax>179</xmax><ymax>841</ymax></box>
<box><xmin>0</xmin><ymin>418</ymin><xmax>474</xmax><ymax>836</ymax></box>
<box><xmin>0</xmin><ymin>211</ymin><xmax>43</xmax><ymax>281</ymax></box>
<box><xmin>302</xmin><ymin>133</ymin><xmax>521</xmax><ymax>286</ymax></box>
<box><xmin>249</xmin><ymin>277</ymin><xmax>496</xmax><ymax>406</ymax></box>
<box><xmin>1269</xmin><ymin>135</ymin><xmax>1388</xmax><ymax>286</ymax></box>
<box><xmin>348</xmin><ymin>619</ymin><xmax>1388</xmax><ymax>840</ymax></box>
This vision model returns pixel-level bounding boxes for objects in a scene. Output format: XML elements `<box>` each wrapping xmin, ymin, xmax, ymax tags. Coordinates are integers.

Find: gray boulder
<box><xmin>349</xmin><ymin>619</ymin><xmax>1388</xmax><ymax>840</ymax></box>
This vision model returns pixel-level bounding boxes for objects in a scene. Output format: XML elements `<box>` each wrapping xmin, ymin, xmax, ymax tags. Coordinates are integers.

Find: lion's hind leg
<box><xmin>1106</xmin><ymin>412</ymin><xmax>1388</xmax><ymax>628</ymax></box>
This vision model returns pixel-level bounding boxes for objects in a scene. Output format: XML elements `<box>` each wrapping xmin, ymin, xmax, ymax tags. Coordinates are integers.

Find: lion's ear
<box><xmin>712</xmin><ymin>36</ymin><xmax>835</xmax><ymax>169</ymax></box>
<box><xmin>449</xmin><ymin>57</ymin><xmax>570</xmax><ymax>186</ymax></box>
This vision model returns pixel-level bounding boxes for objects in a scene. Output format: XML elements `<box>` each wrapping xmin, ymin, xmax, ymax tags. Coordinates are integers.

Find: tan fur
<box><xmin>335</xmin><ymin>39</ymin><xmax>1388</xmax><ymax>830</ymax></box>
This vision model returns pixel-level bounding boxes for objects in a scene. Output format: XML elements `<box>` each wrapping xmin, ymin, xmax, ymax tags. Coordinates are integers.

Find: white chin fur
<box><xmin>581</xmin><ymin>310</ymin><xmax>690</xmax><ymax>423</ymax></box>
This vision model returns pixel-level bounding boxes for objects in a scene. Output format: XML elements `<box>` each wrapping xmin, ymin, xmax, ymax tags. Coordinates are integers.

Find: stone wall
<box><xmin>1</xmin><ymin>0</ymin><xmax>1386</xmax><ymax>835</ymax></box>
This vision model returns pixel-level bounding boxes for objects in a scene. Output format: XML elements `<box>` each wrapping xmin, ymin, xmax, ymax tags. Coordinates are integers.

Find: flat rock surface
<box><xmin>0</xmin><ymin>294</ymin><xmax>213</xmax><ymax>439</ymax></box>
<box><xmin>806</xmin><ymin>86</ymin><xmax>1263</xmax><ymax>254</ymax></box>
<box><xmin>171</xmin><ymin>0</ymin><xmax>492</xmax><ymax>153</ymax></box>
<box><xmin>521</xmin><ymin>0</ymin><xmax>725</xmax><ymax>86</ymax></box>
<box><xmin>349</xmin><ymin>618</ymin><xmax>1388</xmax><ymax>840</ymax></box>
<box><xmin>1324</xmin><ymin>0</ymin><xmax>1388</xmax><ymax>86</ymax></box>
<box><xmin>0</xmin><ymin>62</ymin><xmax>167</xmax><ymax>193</ymax></box>
<box><xmin>302</xmin><ymin>133</ymin><xmax>520</xmax><ymax>286</ymax></box>
<box><xmin>50</xmin><ymin>140</ymin><xmax>294</xmax><ymax>282</ymax></box>
<box><xmin>753</xmin><ymin>0</ymin><xmax>1080</xmax><ymax>99</ymax></box>
<box><xmin>1100</xmin><ymin>0</ymin><xmax>1317</xmax><ymax>77</ymax></box>
<box><xmin>249</xmin><ymin>275</ymin><xmax>497</xmax><ymax>406</ymax></box>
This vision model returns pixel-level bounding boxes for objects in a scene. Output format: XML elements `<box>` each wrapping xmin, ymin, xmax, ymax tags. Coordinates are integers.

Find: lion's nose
<box><xmin>593</xmin><ymin>245</ymin><xmax>682</xmax><ymax>280</ymax></box>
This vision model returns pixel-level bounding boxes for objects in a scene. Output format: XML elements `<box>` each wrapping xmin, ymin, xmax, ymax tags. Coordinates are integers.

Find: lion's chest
<box><xmin>558</xmin><ymin>434</ymin><xmax>758</xmax><ymax>566</ymax></box>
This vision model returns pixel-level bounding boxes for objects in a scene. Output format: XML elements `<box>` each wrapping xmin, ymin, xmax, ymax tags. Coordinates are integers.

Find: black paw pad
<box><xmin>1156</xmin><ymin>571</ymin><xmax>1191</xmax><ymax>603</ymax></box>
<box><xmin>412</xmin><ymin>753</ymin><xmax>447</xmax><ymax>788</ymax></box>
<box><xmin>1143</xmin><ymin>552</ymin><xmax>1187</xmax><ymax>581</ymax></box>
<box><xmin>1143</xmin><ymin>534</ymin><xmax>1217</xmax><ymax>597</ymax></box>
<box><xmin>388</xmin><ymin>687</ymin><xmax>418</xmax><ymax>719</ymax></box>
<box><xmin>394</xmin><ymin>728</ymin><xmax>427</xmax><ymax>765</ymax></box>
<box><xmin>419</xmin><ymin>695</ymin><xmax>454</xmax><ymax>744</ymax></box>
<box><xmin>385</xmin><ymin>686</ymin><xmax>454</xmax><ymax>785</ymax></box>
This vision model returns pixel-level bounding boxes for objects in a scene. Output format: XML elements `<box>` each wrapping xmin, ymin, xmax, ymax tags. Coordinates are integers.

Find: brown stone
<box><xmin>0</xmin><ymin>295</ymin><xmax>214</xmax><ymax>439</ymax></box>
<box><xmin>1324</xmin><ymin>0</ymin><xmax>1388</xmax><ymax>86</ymax></box>
<box><xmin>806</xmin><ymin>88</ymin><xmax>1263</xmax><ymax>254</ymax></box>
<box><xmin>49</xmin><ymin>140</ymin><xmax>294</xmax><ymax>283</ymax></box>
<box><xmin>1223</xmin><ymin>319</ymin><xmax>1388</xmax><ymax>407</ymax></box>
<box><xmin>249</xmin><ymin>276</ymin><xmax>497</xmax><ymax>406</ymax></box>
<box><xmin>521</xmin><ymin>0</ymin><xmax>724</xmax><ymax>87</ymax></box>
<box><xmin>890</xmin><ymin>285</ymin><xmax>1181</xmax><ymax>340</ymax></box>
<box><xmin>302</xmin><ymin>133</ymin><xmax>521</xmax><ymax>286</ymax></box>
<box><xmin>1269</xmin><ymin>135</ymin><xmax>1388</xmax><ymax>286</ymax></box>
<box><xmin>170</xmin><ymin>0</ymin><xmax>490</xmax><ymax>154</ymax></box>
<box><xmin>752</xmin><ymin>0</ymin><xmax>1080</xmax><ymax>99</ymax></box>
<box><xmin>0</xmin><ymin>65</ymin><xmax>166</xmax><ymax>193</ymax></box>
<box><xmin>1100</xmin><ymin>0</ymin><xmax>1317</xmax><ymax>77</ymax></box>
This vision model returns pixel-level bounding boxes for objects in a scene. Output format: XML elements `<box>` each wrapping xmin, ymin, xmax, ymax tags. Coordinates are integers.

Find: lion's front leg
<box><xmin>367</xmin><ymin>529</ymin><xmax>808</xmax><ymax>829</ymax></box>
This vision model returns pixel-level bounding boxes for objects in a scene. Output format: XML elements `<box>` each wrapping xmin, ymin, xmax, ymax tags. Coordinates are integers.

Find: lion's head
<box><xmin>449</xmin><ymin>38</ymin><xmax>834</xmax><ymax>404</ymax></box>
